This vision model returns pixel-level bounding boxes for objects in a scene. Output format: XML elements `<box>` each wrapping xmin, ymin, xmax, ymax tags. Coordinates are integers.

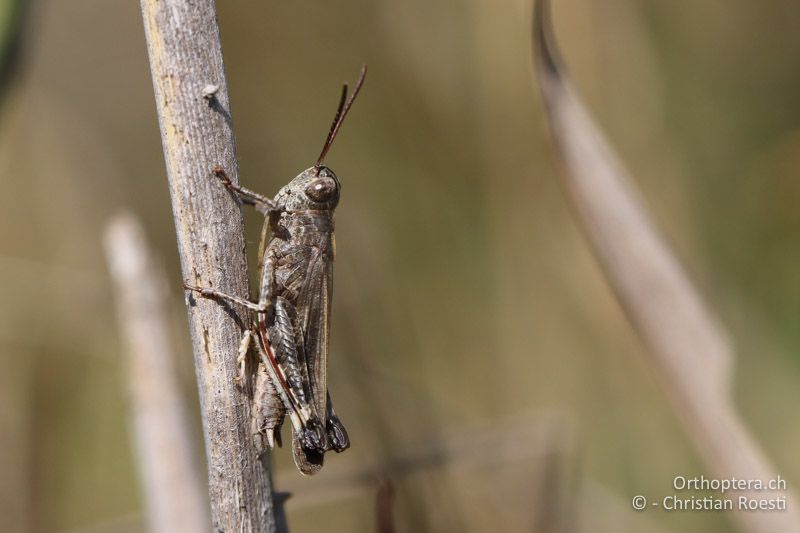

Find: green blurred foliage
<box><xmin>0</xmin><ymin>0</ymin><xmax>798</xmax><ymax>532</ymax></box>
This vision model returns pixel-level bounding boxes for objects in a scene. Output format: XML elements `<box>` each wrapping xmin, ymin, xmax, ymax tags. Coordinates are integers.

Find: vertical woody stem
<box><xmin>139</xmin><ymin>1</ymin><xmax>277</xmax><ymax>530</ymax></box>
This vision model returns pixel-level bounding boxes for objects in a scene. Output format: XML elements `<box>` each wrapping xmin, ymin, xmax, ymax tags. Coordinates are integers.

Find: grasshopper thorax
<box><xmin>274</xmin><ymin>165</ymin><xmax>340</xmax><ymax>212</ymax></box>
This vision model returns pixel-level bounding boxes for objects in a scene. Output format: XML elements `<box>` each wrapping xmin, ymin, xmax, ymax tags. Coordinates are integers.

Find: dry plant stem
<box><xmin>139</xmin><ymin>1</ymin><xmax>277</xmax><ymax>530</ymax></box>
<box><xmin>533</xmin><ymin>1</ymin><xmax>799</xmax><ymax>532</ymax></box>
<box><xmin>104</xmin><ymin>213</ymin><xmax>210</xmax><ymax>533</ymax></box>
<box><xmin>375</xmin><ymin>479</ymin><xmax>397</xmax><ymax>533</ymax></box>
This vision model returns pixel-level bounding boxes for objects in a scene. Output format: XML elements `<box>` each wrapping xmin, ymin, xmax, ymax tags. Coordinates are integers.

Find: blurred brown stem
<box><xmin>375</xmin><ymin>478</ymin><xmax>396</xmax><ymax>533</ymax></box>
<box><xmin>104</xmin><ymin>213</ymin><xmax>210</xmax><ymax>533</ymax></box>
<box><xmin>139</xmin><ymin>0</ymin><xmax>277</xmax><ymax>530</ymax></box>
<box><xmin>533</xmin><ymin>1</ymin><xmax>799</xmax><ymax>532</ymax></box>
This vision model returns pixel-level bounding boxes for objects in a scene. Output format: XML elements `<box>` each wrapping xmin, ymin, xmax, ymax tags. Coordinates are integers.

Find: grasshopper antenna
<box><xmin>315</xmin><ymin>64</ymin><xmax>368</xmax><ymax>170</ymax></box>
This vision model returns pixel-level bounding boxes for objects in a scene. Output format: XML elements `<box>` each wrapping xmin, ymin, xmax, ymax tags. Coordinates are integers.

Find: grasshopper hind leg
<box><xmin>267</xmin><ymin>297</ymin><xmax>329</xmax><ymax>453</ymax></box>
<box><xmin>289</xmin><ymin>396</ymin><xmax>346</xmax><ymax>475</ymax></box>
<box><xmin>251</xmin><ymin>359</ymin><xmax>286</xmax><ymax>453</ymax></box>
<box><xmin>299</xmin><ymin>417</ymin><xmax>327</xmax><ymax>452</ymax></box>
<box><xmin>326</xmin><ymin>392</ymin><xmax>350</xmax><ymax>452</ymax></box>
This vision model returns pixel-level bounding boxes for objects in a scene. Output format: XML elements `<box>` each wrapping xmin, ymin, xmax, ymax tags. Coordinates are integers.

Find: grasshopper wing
<box><xmin>297</xmin><ymin>248</ymin><xmax>332</xmax><ymax>425</ymax></box>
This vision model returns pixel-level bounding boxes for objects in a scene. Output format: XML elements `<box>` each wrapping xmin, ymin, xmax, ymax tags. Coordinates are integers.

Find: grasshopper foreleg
<box><xmin>183</xmin><ymin>282</ymin><xmax>271</xmax><ymax>314</ymax></box>
<box><xmin>212</xmin><ymin>166</ymin><xmax>275</xmax><ymax>215</ymax></box>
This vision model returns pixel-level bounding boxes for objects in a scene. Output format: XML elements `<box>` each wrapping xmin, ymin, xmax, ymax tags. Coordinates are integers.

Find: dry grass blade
<box><xmin>532</xmin><ymin>1</ymin><xmax>799</xmax><ymax>531</ymax></box>
<box><xmin>104</xmin><ymin>213</ymin><xmax>210</xmax><ymax>533</ymax></box>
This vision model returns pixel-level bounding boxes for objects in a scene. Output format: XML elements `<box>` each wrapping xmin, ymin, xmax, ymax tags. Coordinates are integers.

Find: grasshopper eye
<box><xmin>305</xmin><ymin>178</ymin><xmax>337</xmax><ymax>203</ymax></box>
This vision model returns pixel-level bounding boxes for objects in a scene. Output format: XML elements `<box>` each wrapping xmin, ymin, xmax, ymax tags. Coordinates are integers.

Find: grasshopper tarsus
<box><xmin>326</xmin><ymin>415</ymin><xmax>350</xmax><ymax>452</ymax></box>
<box><xmin>212</xmin><ymin>165</ymin><xmax>275</xmax><ymax>214</ymax></box>
<box><xmin>211</xmin><ymin>165</ymin><xmax>230</xmax><ymax>184</ymax></box>
<box><xmin>182</xmin><ymin>282</ymin><xmax>215</xmax><ymax>298</ymax></box>
<box><xmin>302</xmin><ymin>418</ymin><xmax>328</xmax><ymax>452</ymax></box>
<box><xmin>234</xmin><ymin>331</ymin><xmax>253</xmax><ymax>387</ymax></box>
<box><xmin>267</xmin><ymin>426</ymin><xmax>282</xmax><ymax>449</ymax></box>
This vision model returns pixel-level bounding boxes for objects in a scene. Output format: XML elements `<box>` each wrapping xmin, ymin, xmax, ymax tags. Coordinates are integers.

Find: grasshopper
<box><xmin>185</xmin><ymin>66</ymin><xmax>366</xmax><ymax>475</ymax></box>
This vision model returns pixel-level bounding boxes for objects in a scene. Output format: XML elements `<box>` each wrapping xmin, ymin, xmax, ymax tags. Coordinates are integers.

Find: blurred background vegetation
<box><xmin>1</xmin><ymin>0</ymin><xmax>799</xmax><ymax>531</ymax></box>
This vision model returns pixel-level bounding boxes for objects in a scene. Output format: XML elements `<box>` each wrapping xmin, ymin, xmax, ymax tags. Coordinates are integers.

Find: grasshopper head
<box><xmin>275</xmin><ymin>166</ymin><xmax>340</xmax><ymax>211</ymax></box>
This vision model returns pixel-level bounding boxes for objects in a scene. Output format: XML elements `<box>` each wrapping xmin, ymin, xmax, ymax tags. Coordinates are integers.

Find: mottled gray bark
<box><xmin>139</xmin><ymin>1</ymin><xmax>277</xmax><ymax>531</ymax></box>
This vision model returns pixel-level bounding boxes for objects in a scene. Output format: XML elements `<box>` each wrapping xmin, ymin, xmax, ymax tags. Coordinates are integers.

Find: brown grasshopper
<box><xmin>185</xmin><ymin>66</ymin><xmax>366</xmax><ymax>474</ymax></box>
